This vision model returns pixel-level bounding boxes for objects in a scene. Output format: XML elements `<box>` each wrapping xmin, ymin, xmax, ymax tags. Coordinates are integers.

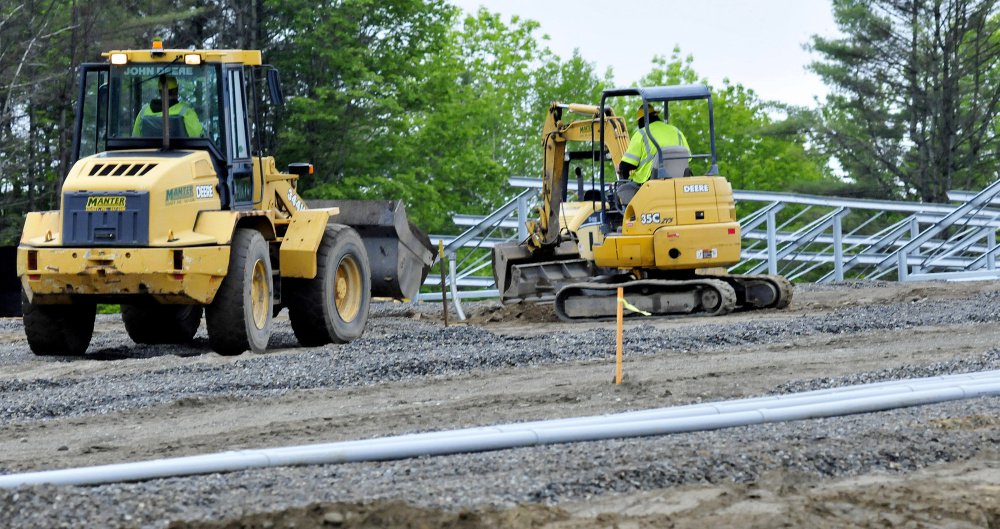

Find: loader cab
<box><xmin>72</xmin><ymin>47</ymin><xmax>280</xmax><ymax>210</ymax></box>
<box><xmin>598</xmin><ymin>85</ymin><xmax>719</xmax><ymax>234</ymax></box>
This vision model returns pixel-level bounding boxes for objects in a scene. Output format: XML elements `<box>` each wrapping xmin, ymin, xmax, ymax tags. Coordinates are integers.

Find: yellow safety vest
<box><xmin>622</xmin><ymin>121</ymin><xmax>689</xmax><ymax>184</ymax></box>
<box><xmin>132</xmin><ymin>102</ymin><xmax>203</xmax><ymax>138</ymax></box>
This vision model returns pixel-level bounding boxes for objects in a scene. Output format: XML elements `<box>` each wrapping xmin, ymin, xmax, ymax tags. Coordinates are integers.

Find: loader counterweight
<box><xmin>18</xmin><ymin>245</ymin><xmax>230</xmax><ymax>305</ymax></box>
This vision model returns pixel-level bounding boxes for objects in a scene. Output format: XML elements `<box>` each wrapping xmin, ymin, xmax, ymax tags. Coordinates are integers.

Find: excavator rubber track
<box><xmin>551</xmin><ymin>274</ymin><xmax>793</xmax><ymax>322</ymax></box>
<box><xmin>554</xmin><ymin>278</ymin><xmax>738</xmax><ymax>322</ymax></box>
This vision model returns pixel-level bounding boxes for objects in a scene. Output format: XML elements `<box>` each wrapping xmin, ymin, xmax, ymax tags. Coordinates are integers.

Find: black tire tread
<box><xmin>286</xmin><ymin>224</ymin><xmax>371</xmax><ymax>346</ymax></box>
<box><xmin>206</xmin><ymin>229</ymin><xmax>272</xmax><ymax>355</ymax></box>
<box><xmin>22</xmin><ymin>294</ymin><xmax>96</xmax><ymax>356</ymax></box>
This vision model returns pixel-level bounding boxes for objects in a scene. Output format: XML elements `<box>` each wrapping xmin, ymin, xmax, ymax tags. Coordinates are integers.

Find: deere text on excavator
<box><xmin>492</xmin><ymin>85</ymin><xmax>792</xmax><ymax>321</ymax></box>
<box><xmin>17</xmin><ymin>42</ymin><xmax>434</xmax><ymax>356</ymax></box>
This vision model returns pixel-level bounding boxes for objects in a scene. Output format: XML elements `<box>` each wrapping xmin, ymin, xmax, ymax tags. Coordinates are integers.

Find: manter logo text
<box><xmin>85</xmin><ymin>196</ymin><xmax>126</xmax><ymax>211</ymax></box>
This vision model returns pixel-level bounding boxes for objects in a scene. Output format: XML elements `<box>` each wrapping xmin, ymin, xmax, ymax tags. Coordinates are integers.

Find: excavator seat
<box><xmin>651</xmin><ymin>145</ymin><xmax>692</xmax><ymax>179</ymax></box>
<box><xmin>615</xmin><ymin>180</ymin><xmax>640</xmax><ymax>209</ymax></box>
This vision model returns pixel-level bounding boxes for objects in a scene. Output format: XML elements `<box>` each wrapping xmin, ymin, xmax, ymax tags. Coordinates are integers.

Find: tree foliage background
<box><xmin>21</xmin><ymin>0</ymin><xmax>1000</xmax><ymax>244</ymax></box>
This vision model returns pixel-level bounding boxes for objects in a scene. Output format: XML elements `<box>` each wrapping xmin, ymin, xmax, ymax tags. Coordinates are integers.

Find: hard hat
<box><xmin>636</xmin><ymin>104</ymin><xmax>659</xmax><ymax>120</ymax></box>
<box><xmin>159</xmin><ymin>76</ymin><xmax>178</xmax><ymax>90</ymax></box>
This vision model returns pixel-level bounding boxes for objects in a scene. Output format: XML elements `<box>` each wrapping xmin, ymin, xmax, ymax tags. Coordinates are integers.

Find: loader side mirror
<box><xmin>266</xmin><ymin>69</ymin><xmax>284</xmax><ymax>106</ymax></box>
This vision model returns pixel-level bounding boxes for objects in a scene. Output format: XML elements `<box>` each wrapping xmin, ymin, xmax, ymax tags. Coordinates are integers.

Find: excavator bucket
<box><xmin>492</xmin><ymin>240</ymin><xmax>591</xmax><ymax>303</ymax></box>
<box><xmin>311</xmin><ymin>200</ymin><xmax>435</xmax><ymax>300</ymax></box>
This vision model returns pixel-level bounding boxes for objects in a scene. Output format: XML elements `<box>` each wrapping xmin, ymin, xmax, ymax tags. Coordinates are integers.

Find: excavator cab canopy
<box><xmin>600</xmin><ymin>84</ymin><xmax>718</xmax><ymax>175</ymax></box>
<box><xmin>598</xmin><ymin>84</ymin><xmax>719</xmax><ymax>232</ymax></box>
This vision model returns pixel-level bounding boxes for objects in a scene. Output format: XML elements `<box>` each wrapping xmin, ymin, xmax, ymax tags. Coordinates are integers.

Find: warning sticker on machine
<box><xmin>696</xmin><ymin>248</ymin><xmax>718</xmax><ymax>259</ymax></box>
<box><xmin>85</xmin><ymin>196</ymin><xmax>126</xmax><ymax>211</ymax></box>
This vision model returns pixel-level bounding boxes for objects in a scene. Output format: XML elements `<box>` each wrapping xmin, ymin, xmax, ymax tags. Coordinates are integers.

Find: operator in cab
<box><xmin>619</xmin><ymin>105</ymin><xmax>689</xmax><ymax>182</ymax></box>
<box><xmin>616</xmin><ymin>105</ymin><xmax>689</xmax><ymax>204</ymax></box>
<box><xmin>132</xmin><ymin>75</ymin><xmax>203</xmax><ymax>138</ymax></box>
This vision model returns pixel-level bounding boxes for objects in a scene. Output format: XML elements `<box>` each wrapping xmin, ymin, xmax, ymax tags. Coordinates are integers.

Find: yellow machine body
<box><xmin>18</xmin><ymin>150</ymin><xmax>325</xmax><ymax>304</ymax></box>
<box><xmin>492</xmin><ymin>86</ymin><xmax>792</xmax><ymax>320</ymax></box>
<box><xmin>590</xmin><ymin>176</ymin><xmax>741</xmax><ymax>270</ymax></box>
<box><xmin>16</xmin><ymin>44</ymin><xmax>434</xmax><ymax>356</ymax></box>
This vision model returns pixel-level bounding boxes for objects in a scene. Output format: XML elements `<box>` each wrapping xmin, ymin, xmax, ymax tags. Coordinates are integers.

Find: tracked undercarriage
<box><xmin>553</xmin><ymin>273</ymin><xmax>792</xmax><ymax>321</ymax></box>
<box><xmin>494</xmin><ymin>250</ymin><xmax>792</xmax><ymax>322</ymax></box>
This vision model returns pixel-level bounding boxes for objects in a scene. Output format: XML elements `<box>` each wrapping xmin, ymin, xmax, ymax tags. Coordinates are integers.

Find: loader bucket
<box><xmin>0</xmin><ymin>246</ymin><xmax>20</xmax><ymax>317</ymax></box>
<box><xmin>310</xmin><ymin>200</ymin><xmax>434</xmax><ymax>300</ymax></box>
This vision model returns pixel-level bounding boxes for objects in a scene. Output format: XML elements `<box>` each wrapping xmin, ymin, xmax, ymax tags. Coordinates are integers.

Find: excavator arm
<box><xmin>529</xmin><ymin>103</ymin><xmax>629</xmax><ymax>251</ymax></box>
<box><xmin>492</xmin><ymin>102</ymin><xmax>629</xmax><ymax>301</ymax></box>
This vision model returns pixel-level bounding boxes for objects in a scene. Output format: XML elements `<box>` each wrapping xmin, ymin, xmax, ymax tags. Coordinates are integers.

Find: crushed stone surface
<box><xmin>0</xmin><ymin>280</ymin><xmax>999</xmax><ymax>528</ymax></box>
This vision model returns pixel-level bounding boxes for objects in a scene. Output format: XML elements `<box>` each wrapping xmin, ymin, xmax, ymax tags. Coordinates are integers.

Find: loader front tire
<box><xmin>206</xmin><ymin>229</ymin><xmax>273</xmax><ymax>355</ymax></box>
<box><xmin>22</xmin><ymin>293</ymin><xmax>96</xmax><ymax>356</ymax></box>
<box><xmin>122</xmin><ymin>304</ymin><xmax>203</xmax><ymax>344</ymax></box>
<box><xmin>287</xmin><ymin>224</ymin><xmax>371</xmax><ymax>346</ymax></box>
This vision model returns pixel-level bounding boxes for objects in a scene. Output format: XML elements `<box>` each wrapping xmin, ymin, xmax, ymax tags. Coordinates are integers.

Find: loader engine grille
<box><xmin>62</xmin><ymin>191</ymin><xmax>150</xmax><ymax>246</ymax></box>
<box><xmin>88</xmin><ymin>163</ymin><xmax>158</xmax><ymax>177</ymax></box>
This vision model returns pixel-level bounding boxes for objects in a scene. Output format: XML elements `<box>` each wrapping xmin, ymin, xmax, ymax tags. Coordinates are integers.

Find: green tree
<box><xmin>809</xmin><ymin>0</ymin><xmax>1000</xmax><ymax>202</ymax></box>
<box><xmin>279</xmin><ymin>6</ymin><xmax>598</xmax><ymax>232</ymax></box>
<box><xmin>0</xmin><ymin>1</ymin><xmax>206</xmax><ymax>244</ymax></box>
<box><xmin>267</xmin><ymin>0</ymin><xmax>455</xmax><ymax>186</ymax></box>
<box><xmin>445</xmin><ymin>8</ymin><xmax>556</xmax><ymax>199</ymax></box>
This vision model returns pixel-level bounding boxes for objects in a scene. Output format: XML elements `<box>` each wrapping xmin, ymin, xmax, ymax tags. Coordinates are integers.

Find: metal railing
<box><xmin>423</xmin><ymin>177</ymin><xmax>1000</xmax><ymax>318</ymax></box>
<box><xmin>419</xmin><ymin>189</ymin><xmax>533</xmax><ymax>319</ymax></box>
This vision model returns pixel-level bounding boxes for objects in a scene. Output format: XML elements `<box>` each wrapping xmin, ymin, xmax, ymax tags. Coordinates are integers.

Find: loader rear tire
<box><xmin>122</xmin><ymin>304</ymin><xmax>203</xmax><ymax>344</ymax></box>
<box><xmin>22</xmin><ymin>293</ymin><xmax>96</xmax><ymax>356</ymax></box>
<box><xmin>287</xmin><ymin>224</ymin><xmax>371</xmax><ymax>346</ymax></box>
<box><xmin>206</xmin><ymin>229</ymin><xmax>273</xmax><ymax>355</ymax></box>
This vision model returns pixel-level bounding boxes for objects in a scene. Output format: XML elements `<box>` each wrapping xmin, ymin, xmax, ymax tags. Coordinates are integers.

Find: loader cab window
<box><xmin>226</xmin><ymin>69</ymin><xmax>250</xmax><ymax>160</ymax></box>
<box><xmin>75</xmin><ymin>66</ymin><xmax>110</xmax><ymax>160</ymax></box>
<box><xmin>107</xmin><ymin>64</ymin><xmax>222</xmax><ymax>148</ymax></box>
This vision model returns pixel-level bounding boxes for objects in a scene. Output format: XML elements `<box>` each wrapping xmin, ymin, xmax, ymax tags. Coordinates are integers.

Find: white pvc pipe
<box><xmin>2</xmin><ymin>372</ymin><xmax>998</xmax><ymax>488</ymax></box>
<box><xmin>272</xmin><ymin>369</ymin><xmax>1000</xmax><ymax>448</ymax></box>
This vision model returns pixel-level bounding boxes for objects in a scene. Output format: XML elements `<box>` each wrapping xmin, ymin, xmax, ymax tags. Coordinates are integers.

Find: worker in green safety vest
<box><xmin>132</xmin><ymin>75</ymin><xmax>203</xmax><ymax>138</ymax></box>
<box><xmin>618</xmin><ymin>105</ymin><xmax>690</xmax><ymax>184</ymax></box>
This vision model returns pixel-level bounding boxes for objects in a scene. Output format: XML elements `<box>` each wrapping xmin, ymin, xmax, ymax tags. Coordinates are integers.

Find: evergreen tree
<box><xmin>810</xmin><ymin>0</ymin><xmax>1000</xmax><ymax>202</ymax></box>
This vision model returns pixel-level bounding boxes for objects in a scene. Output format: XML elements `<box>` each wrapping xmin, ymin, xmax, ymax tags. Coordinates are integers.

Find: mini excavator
<box><xmin>492</xmin><ymin>85</ymin><xmax>792</xmax><ymax>321</ymax></box>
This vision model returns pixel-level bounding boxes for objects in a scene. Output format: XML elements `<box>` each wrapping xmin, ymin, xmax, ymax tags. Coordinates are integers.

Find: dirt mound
<box><xmin>464</xmin><ymin>301</ymin><xmax>561</xmax><ymax>325</ymax></box>
<box><xmin>166</xmin><ymin>500</ymin><xmax>569</xmax><ymax>529</ymax></box>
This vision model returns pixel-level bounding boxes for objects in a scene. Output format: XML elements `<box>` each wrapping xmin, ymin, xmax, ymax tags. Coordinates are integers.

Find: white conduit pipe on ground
<box><xmin>2</xmin><ymin>370</ymin><xmax>999</xmax><ymax>489</ymax></box>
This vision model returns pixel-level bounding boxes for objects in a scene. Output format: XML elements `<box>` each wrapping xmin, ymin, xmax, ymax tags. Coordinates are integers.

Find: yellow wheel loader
<box><xmin>492</xmin><ymin>85</ymin><xmax>792</xmax><ymax>321</ymax></box>
<box><xmin>17</xmin><ymin>43</ymin><xmax>433</xmax><ymax>356</ymax></box>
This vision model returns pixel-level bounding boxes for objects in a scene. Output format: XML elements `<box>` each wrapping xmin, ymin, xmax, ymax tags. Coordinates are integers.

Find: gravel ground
<box><xmin>1</xmin><ymin>281</ymin><xmax>999</xmax><ymax>528</ymax></box>
<box><xmin>4</xmin><ymin>397</ymin><xmax>999</xmax><ymax>529</ymax></box>
<box><xmin>4</xmin><ymin>287</ymin><xmax>1000</xmax><ymax>426</ymax></box>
